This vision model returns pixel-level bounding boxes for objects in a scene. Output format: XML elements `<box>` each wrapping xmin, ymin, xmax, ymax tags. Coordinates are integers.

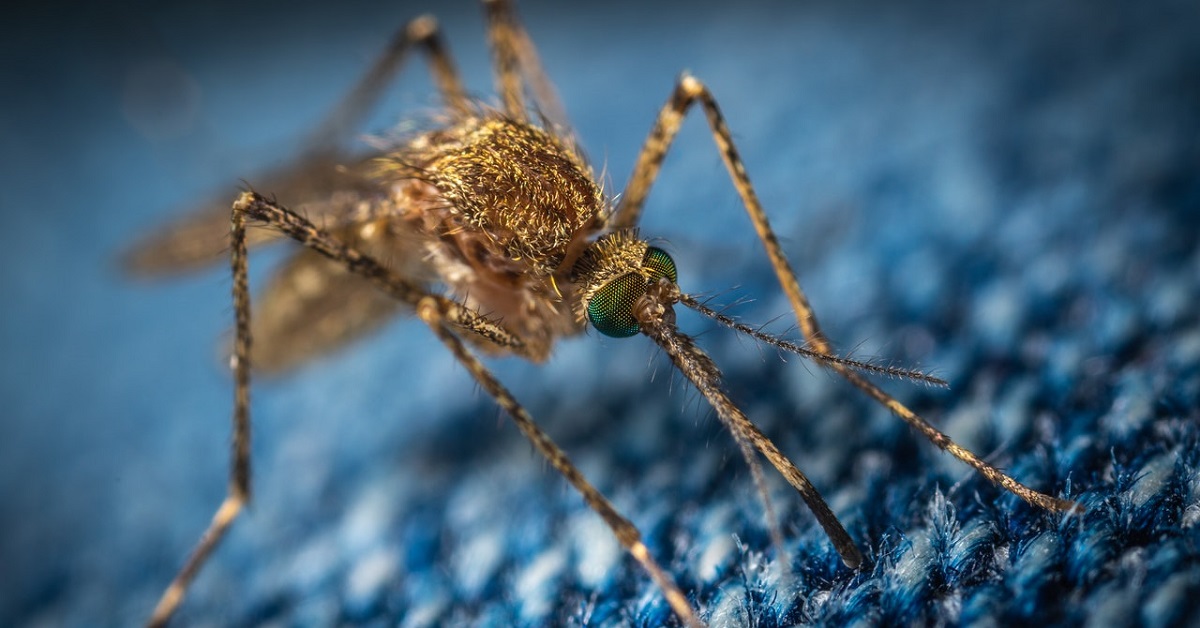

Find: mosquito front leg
<box><xmin>617</xmin><ymin>73</ymin><xmax>1077</xmax><ymax>514</ymax></box>
<box><xmin>634</xmin><ymin>280</ymin><xmax>864</xmax><ymax>569</ymax></box>
<box><xmin>306</xmin><ymin>13</ymin><xmax>469</xmax><ymax>153</ymax></box>
<box><xmin>414</xmin><ymin>298</ymin><xmax>704</xmax><ymax>628</ymax></box>
<box><xmin>227</xmin><ymin>193</ymin><xmax>704</xmax><ymax>624</ymax></box>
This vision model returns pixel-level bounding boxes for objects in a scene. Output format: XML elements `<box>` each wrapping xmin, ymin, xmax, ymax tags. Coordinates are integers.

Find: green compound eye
<box><xmin>586</xmin><ymin>247</ymin><xmax>679</xmax><ymax>338</ymax></box>
<box><xmin>643</xmin><ymin>246</ymin><xmax>677</xmax><ymax>284</ymax></box>
<box><xmin>587</xmin><ymin>273</ymin><xmax>644</xmax><ymax>338</ymax></box>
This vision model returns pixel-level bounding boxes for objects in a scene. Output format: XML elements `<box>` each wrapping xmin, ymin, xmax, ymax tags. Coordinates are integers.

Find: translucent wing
<box><xmin>249</xmin><ymin>219</ymin><xmax>432</xmax><ymax>374</ymax></box>
<box><xmin>123</xmin><ymin>152</ymin><xmax>380</xmax><ymax>275</ymax></box>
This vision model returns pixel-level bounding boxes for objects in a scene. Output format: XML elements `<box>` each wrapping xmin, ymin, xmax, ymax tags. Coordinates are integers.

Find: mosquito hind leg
<box><xmin>123</xmin><ymin>13</ymin><xmax>470</xmax><ymax>276</ymax></box>
<box><xmin>481</xmin><ymin>0</ymin><xmax>569</xmax><ymax>128</ymax></box>
<box><xmin>615</xmin><ymin>73</ymin><xmax>1077</xmax><ymax>514</ymax></box>
<box><xmin>305</xmin><ymin>13</ymin><xmax>469</xmax><ymax>153</ymax></box>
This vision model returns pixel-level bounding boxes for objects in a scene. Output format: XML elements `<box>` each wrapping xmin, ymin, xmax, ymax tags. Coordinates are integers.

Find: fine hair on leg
<box><xmin>610</xmin><ymin>72</ymin><xmax>1079</xmax><ymax>571</ymax></box>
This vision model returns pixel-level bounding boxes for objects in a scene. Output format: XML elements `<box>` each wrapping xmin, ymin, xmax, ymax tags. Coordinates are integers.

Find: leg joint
<box><xmin>678</xmin><ymin>73</ymin><xmax>707</xmax><ymax>99</ymax></box>
<box><xmin>406</xmin><ymin>15</ymin><xmax>439</xmax><ymax>41</ymax></box>
<box><xmin>416</xmin><ymin>296</ymin><xmax>442</xmax><ymax>325</ymax></box>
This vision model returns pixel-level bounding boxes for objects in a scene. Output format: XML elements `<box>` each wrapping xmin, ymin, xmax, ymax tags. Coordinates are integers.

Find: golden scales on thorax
<box><xmin>126</xmin><ymin>2</ymin><xmax>1079</xmax><ymax>625</ymax></box>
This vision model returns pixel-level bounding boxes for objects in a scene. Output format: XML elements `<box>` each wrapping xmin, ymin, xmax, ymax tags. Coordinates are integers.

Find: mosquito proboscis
<box><xmin>127</xmin><ymin>2</ymin><xmax>1080</xmax><ymax>625</ymax></box>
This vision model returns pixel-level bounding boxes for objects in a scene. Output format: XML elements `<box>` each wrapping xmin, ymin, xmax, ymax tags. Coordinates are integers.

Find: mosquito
<box><xmin>126</xmin><ymin>1</ymin><xmax>1079</xmax><ymax>625</ymax></box>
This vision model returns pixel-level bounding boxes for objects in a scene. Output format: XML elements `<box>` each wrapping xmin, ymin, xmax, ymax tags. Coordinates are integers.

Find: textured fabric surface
<box><xmin>3</xmin><ymin>0</ymin><xmax>1198</xmax><ymax>626</ymax></box>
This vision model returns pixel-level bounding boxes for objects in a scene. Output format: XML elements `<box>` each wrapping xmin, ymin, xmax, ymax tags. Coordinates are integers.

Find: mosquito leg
<box><xmin>146</xmin><ymin>186</ymin><xmax>259</xmax><ymax>628</ymax></box>
<box><xmin>616</xmin><ymin>73</ymin><xmax>1077</xmax><ymax>513</ymax></box>
<box><xmin>147</xmin><ymin>188</ymin><xmax>534</xmax><ymax>625</ymax></box>
<box><xmin>482</xmin><ymin>0</ymin><xmax>526</xmax><ymax>120</ymax></box>
<box><xmin>480</xmin><ymin>0</ymin><xmax>569</xmax><ymax>129</ymax></box>
<box><xmin>637</xmin><ymin>280</ymin><xmax>864</xmax><ymax>569</ymax></box>
<box><xmin>229</xmin><ymin>193</ymin><xmax>702</xmax><ymax>622</ymax></box>
<box><xmin>414</xmin><ymin>298</ymin><xmax>704</xmax><ymax>628</ymax></box>
<box><xmin>123</xmin><ymin>14</ymin><xmax>469</xmax><ymax>276</ymax></box>
<box><xmin>230</xmin><ymin>192</ymin><xmax>527</xmax><ymax>355</ymax></box>
<box><xmin>733</xmin><ymin>428</ymin><xmax>789</xmax><ymax>574</ymax></box>
<box><xmin>306</xmin><ymin>14</ymin><xmax>469</xmax><ymax>153</ymax></box>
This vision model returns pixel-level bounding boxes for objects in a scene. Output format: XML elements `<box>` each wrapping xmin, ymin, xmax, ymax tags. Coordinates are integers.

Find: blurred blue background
<box><xmin>2</xmin><ymin>0</ymin><xmax>1198</xmax><ymax>625</ymax></box>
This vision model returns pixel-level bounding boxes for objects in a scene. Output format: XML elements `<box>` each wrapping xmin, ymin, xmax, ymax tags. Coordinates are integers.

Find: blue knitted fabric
<box><xmin>2</xmin><ymin>1</ymin><xmax>1198</xmax><ymax>626</ymax></box>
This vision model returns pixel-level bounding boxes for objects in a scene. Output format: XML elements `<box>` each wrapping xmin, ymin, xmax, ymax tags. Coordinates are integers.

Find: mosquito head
<box><xmin>572</xmin><ymin>230</ymin><xmax>678</xmax><ymax>337</ymax></box>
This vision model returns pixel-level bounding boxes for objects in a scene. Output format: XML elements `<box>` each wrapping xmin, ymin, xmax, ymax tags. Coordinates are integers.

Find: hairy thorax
<box><xmin>376</xmin><ymin>115</ymin><xmax>607</xmax><ymax>360</ymax></box>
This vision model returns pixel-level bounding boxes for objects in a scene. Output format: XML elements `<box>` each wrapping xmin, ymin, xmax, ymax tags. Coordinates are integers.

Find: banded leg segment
<box><xmin>616</xmin><ymin>74</ymin><xmax>1076</xmax><ymax>513</ymax></box>
<box><xmin>416</xmin><ymin>299</ymin><xmax>703</xmax><ymax>628</ymax></box>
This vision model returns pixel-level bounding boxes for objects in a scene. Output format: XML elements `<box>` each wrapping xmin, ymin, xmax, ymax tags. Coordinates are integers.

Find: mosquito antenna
<box><xmin>634</xmin><ymin>281</ymin><xmax>864</xmax><ymax>569</ymax></box>
<box><xmin>678</xmin><ymin>292</ymin><xmax>949</xmax><ymax>388</ymax></box>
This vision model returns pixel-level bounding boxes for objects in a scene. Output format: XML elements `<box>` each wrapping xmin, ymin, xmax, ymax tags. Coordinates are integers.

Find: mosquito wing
<box><xmin>123</xmin><ymin>151</ymin><xmax>382</xmax><ymax>276</ymax></box>
<box><xmin>248</xmin><ymin>214</ymin><xmax>434</xmax><ymax>374</ymax></box>
<box><xmin>128</xmin><ymin>146</ymin><xmax>435</xmax><ymax>372</ymax></box>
